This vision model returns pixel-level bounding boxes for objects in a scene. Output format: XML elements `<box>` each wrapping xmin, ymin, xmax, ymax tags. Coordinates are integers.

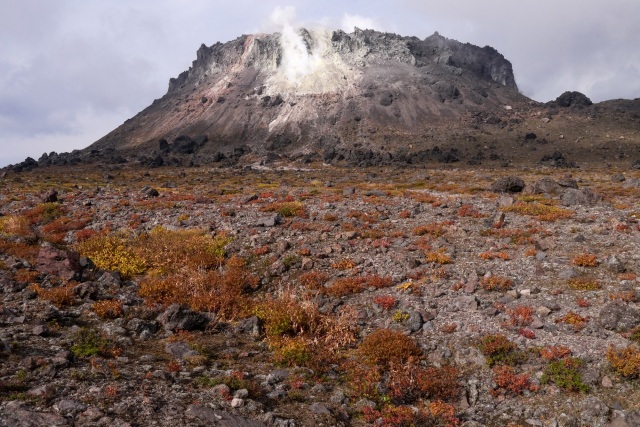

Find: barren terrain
<box><xmin>1</xmin><ymin>163</ymin><xmax>640</xmax><ymax>427</ymax></box>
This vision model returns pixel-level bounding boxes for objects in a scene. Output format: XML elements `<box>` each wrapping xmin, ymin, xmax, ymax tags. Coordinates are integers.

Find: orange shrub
<box><xmin>492</xmin><ymin>366</ymin><xmax>537</xmax><ymax>395</ymax></box>
<box><xmin>93</xmin><ymin>300</ymin><xmax>124</xmax><ymax>319</ymax></box>
<box><xmin>413</xmin><ymin>221</ymin><xmax>451</xmax><ymax>237</ymax></box>
<box><xmin>481</xmin><ymin>276</ymin><xmax>513</xmax><ymax>292</ymax></box>
<box><xmin>425</xmin><ymin>248</ymin><xmax>453</xmax><ymax>264</ymax></box>
<box><xmin>24</xmin><ymin>202</ymin><xmax>66</xmax><ymax>225</ymax></box>
<box><xmin>359</xmin><ymin>329</ymin><xmax>422</xmax><ymax>367</ymax></box>
<box><xmin>0</xmin><ymin>240</ymin><xmax>39</xmax><ymax>264</ymax></box>
<box><xmin>373</xmin><ymin>295</ymin><xmax>397</xmax><ymax>310</ymax></box>
<box><xmin>540</xmin><ymin>345</ymin><xmax>572</xmax><ymax>361</ymax></box>
<box><xmin>14</xmin><ymin>269</ymin><xmax>40</xmax><ymax>284</ymax></box>
<box><xmin>457</xmin><ymin>204</ymin><xmax>482</xmax><ymax>218</ymax></box>
<box><xmin>508</xmin><ymin>306</ymin><xmax>534</xmax><ymax>327</ymax></box>
<box><xmin>555</xmin><ymin>311</ymin><xmax>588</xmax><ymax>331</ymax></box>
<box><xmin>331</xmin><ymin>258</ymin><xmax>357</xmax><ymax>270</ymax></box>
<box><xmin>297</xmin><ymin>271</ymin><xmax>329</xmax><ymax>290</ymax></box>
<box><xmin>139</xmin><ymin>256</ymin><xmax>257</xmax><ymax>320</ymax></box>
<box><xmin>479</xmin><ymin>251</ymin><xmax>511</xmax><ymax>260</ymax></box>
<box><xmin>29</xmin><ymin>282</ymin><xmax>77</xmax><ymax>307</ymax></box>
<box><xmin>609</xmin><ymin>291</ymin><xmax>636</xmax><ymax>302</ymax></box>
<box><xmin>477</xmin><ymin>334</ymin><xmax>521</xmax><ymax>366</ymax></box>
<box><xmin>607</xmin><ymin>345</ymin><xmax>640</xmax><ymax>378</ymax></box>
<box><xmin>388</xmin><ymin>363</ymin><xmax>459</xmax><ymax>403</ymax></box>
<box><xmin>325</xmin><ymin>277</ymin><xmax>365</xmax><ymax>297</ymax></box>
<box><xmin>571</xmin><ymin>254</ymin><xmax>599</xmax><ymax>267</ymax></box>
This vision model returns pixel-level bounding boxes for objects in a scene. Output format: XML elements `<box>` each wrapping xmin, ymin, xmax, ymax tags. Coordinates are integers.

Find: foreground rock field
<box><xmin>1</xmin><ymin>164</ymin><xmax>640</xmax><ymax>427</ymax></box>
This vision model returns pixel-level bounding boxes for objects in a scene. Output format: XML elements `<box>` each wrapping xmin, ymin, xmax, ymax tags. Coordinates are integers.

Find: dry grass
<box><xmin>503</xmin><ymin>202</ymin><xmax>574</xmax><ymax>221</ymax></box>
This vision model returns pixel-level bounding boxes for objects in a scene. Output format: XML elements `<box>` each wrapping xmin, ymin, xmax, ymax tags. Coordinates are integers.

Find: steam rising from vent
<box><xmin>263</xmin><ymin>6</ymin><xmax>354</xmax><ymax>95</ymax></box>
<box><xmin>269</xmin><ymin>6</ymin><xmax>322</xmax><ymax>84</ymax></box>
<box><xmin>280</xmin><ymin>26</ymin><xmax>322</xmax><ymax>82</ymax></box>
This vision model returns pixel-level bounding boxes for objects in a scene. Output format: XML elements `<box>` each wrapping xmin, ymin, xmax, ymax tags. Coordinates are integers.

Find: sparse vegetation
<box><xmin>477</xmin><ymin>334</ymin><xmax>523</xmax><ymax>366</ymax></box>
<box><xmin>2</xmin><ymin>165</ymin><xmax>639</xmax><ymax>425</ymax></box>
<box><xmin>541</xmin><ymin>357</ymin><xmax>589</xmax><ymax>392</ymax></box>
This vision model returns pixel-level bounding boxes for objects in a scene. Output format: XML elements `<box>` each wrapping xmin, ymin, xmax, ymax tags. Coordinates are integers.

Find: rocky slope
<box><xmin>1</xmin><ymin>164</ymin><xmax>640</xmax><ymax>426</ymax></box>
<box><xmin>85</xmin><ymin>28</ymin><xmax>526</xmax><ymax>165</ymax></box>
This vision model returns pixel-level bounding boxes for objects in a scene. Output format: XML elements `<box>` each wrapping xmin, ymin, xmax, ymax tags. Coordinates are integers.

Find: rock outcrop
<box><xmin>83</xmin><ymin>28</ymin><xmax>526</xmax><ymax>165</ymax></box>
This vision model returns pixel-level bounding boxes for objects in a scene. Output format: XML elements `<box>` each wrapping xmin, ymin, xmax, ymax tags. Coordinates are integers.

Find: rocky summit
<box><xmin>87</xmin><ymin>28</ymin><xmax>524</xmax><ymax>167</ymax></box>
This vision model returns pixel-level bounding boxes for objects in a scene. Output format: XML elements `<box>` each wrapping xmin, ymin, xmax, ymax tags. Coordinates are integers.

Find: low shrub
<box><xmin>481</xmin><ymin>276</ymin><xmax>513</xmax><ymax>292</ymax></box>
<box><xmin>374</xmin><ymin>295</ymin><xmax>397</xmax><ymax>310</ymax></box>
<box><xmin>541</xmin><ymin>357</ymin><xmax>588</xmax><ymax>392</ymax></box>
<box><xmin>29</xmin><ymin>282</ymin><xmax>76</xmax><ymax>308</ymax></box>
<box><xmin>540</xmin><ymin>345</ymin><xmax>572</xmax><ymax>361</ymax></box>
<box><xmin>358</xmin><ymin>329</ymin><xmax>422</xmax><ymax>367</ymax></box>
<box><xmin>70</xmin><ymin>328</ymin><xmax>119</xmax><ymax>358</ymax></box>
<box><xmin>92</xmin><ymin>300</ymin><xmax>124</xmax><ymax>319</ymax></box>
<box><xmin>555</xmin><ymin>311</ymin><xmax>588</xmax><ymax>331</ymax></box>
<box><xmin>476</xmin><ymin>334</ymin><xmax>522</xmax><ymax>367</ymax></box>
<box><xmin>571</xmin><ymin>254</ymin><xmax>599</xmax><ymax>267</ymax></box>
<box><xmin>24</xmin><ymin>202</ymin><xmax>66</xmax><ymax>225</ymax></box>
<box><xmin>567</xmin><ymin>277</ymin><xmax>601</xmax><ymax>291</ymax></box>
<box><xmin>607</xmin><ymin>345</ymin><xmax>640</xmax><ymax>379</ymax></box>
<box><xmin>425</xmin><ymin>248</ymin><xmax>453</xmax><ymax>264</ymax></box>
<box><xmin>492</xmin><ymin>366</ymin><xmax>537</xmax><ymax>395</ymax></box>
<box><xmin>139</xmin><ymin>256</ymin><xmax>256</xmax><ymax>320</ymax></box>
<box><xmin>387</xmin><ymin>363</ymin><xmax>459</xmax><ymax>403</ymax></box>
<box><xmin>503</xmin><ymin>202</ymin><xmax>573</xmax><ymax>222</ymax></box>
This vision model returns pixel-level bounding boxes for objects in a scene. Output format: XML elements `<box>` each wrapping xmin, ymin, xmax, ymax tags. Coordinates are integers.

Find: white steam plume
<box><xmin>340</xmin><ymin>13</ymin><xmax>380</xmax><ymax>32</ymax></box>
<box><xmin>269</xmin><ymin>6</ymin><xmax>322</xmax><ymax>84</ymax></box>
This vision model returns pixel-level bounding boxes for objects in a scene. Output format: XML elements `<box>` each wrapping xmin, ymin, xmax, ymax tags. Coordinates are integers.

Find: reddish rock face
<box><xmin>35</xmin><ymin>246</ymin><xmax>83</xmax><ymax>281</ymax></box>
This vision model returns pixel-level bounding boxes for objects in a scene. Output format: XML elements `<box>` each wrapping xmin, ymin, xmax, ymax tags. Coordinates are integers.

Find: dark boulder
<box><xmin>41</xmin><ymin>189</ymin><xmax>58</xmax><ymax>203</ymax></box>
<box><xmin>172</xmin><ymin>135</ymin><xmax>197</xmax><ymax>154</ymax></box>
<box><xmin>379</xmin><ymin>91</ymin><xmax>394</xmax><ymax>106</ymax></box>
<box><xmin>555</xmin><ymin>91</ymin><xmax>593</xmax><ymax>108</ymax></box>
<box><xmin>157</xmin><ymin>304</ymin><xmax>210</xmax><ymax>331</ymax></box>
<box><xmin>491</xmin><ymin>176</ymin><xmax>525</xmax><ymax>193</ymax></box>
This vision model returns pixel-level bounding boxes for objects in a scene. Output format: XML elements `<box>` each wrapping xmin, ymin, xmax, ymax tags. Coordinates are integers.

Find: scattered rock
<box><xmin>235</xmin><ymin>316</ymin><xmax>263</xmax><ymax>337</ymax></box>
<box><xmin>256</xmin><ymin>214</ymin><xmax>283</xmax><ymax>227</ymax></box>
<box><xmin>41</xmin><ymin>189</ymin><xmax>58</xmax><ymax>203</ymax></box>
<box><xmin>157</xmin><ymin>304</ymin><xmax>210</xmax><ymax>331</ymax></box>
<box><xmin>141</xmin><ymin>186</ymin><xmax>159</xmax><ymax>197</ymax></box>
<box><xmin>598</xmin><ymin>301</ymin><xmax>640</xmax><ymax>331</ymax></box>
<box><xmin>561</xmin><ymin>188</ymin><xmax>603</xmax><ymax>206</ymax></box>
<box><xmin>491</xmin><ymin>176</ymin><xmax>525</xmax><ymax>193</ymax></box>
<box><xmin>165</xmin><ymin>341</ymin><xmax>199</xmax><ymax>359</ymax></box>
<box><xmin>185</xmin><ymin>405</ymin><xmax>265</xmax><ymax>426</ymax></box>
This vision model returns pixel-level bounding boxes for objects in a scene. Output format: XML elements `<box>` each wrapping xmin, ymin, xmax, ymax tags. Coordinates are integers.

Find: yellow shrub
<box><xmin>77</xmin><ymin>227</ymin><xmax>231</xmax><ymax>279</ymax></box>
<box><xmin>76</xmin><ymin>232</ymin><xmax>145</xmax><ymax>279</ymax></box>
<box><xmin>503</xmin><ymin>202</ymin><xmax>573</xmax><ymax>221</ymax></box>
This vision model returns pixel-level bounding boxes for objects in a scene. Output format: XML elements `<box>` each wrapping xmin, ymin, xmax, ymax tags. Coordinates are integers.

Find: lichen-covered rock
<box><xmin>598</xmin><ymin>301</ymin><xmax>640</xmax><ymax>331</ymax></box>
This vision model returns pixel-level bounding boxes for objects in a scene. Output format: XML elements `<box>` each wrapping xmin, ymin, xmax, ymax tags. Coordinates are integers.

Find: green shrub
<box><xmin>542</xmin><ymin>357</ymin><xmax>589</xmax><ymax>392</ymax></box>
<box><xmin>477</xmin><ymin>334</ymin><xmax>523</xmax><ymax>367</ymax></box>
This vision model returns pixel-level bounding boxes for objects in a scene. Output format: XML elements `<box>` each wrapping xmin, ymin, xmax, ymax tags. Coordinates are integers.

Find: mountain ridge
<box><xmin>84</xmin><ymin>27</ymin><xmax>527</xmax><ymax>166</ymax></box>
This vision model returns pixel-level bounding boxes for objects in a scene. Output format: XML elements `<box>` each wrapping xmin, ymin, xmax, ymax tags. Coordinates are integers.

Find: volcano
<box><xmin>19</xmin><ymin>27</ymin><xmax>640</xmax><ymax>171</ymax></box>
<box><xmin>83</xmin><ymin>28</ymin><xmax>528</xmax><ymax>166</ymax></box>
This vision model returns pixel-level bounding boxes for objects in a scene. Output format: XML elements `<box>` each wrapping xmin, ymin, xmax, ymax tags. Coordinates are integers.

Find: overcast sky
<box><xmin>1</xmin><ymin>0</ymin><xmax>639</xmax><ymax>167</ymax></box>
